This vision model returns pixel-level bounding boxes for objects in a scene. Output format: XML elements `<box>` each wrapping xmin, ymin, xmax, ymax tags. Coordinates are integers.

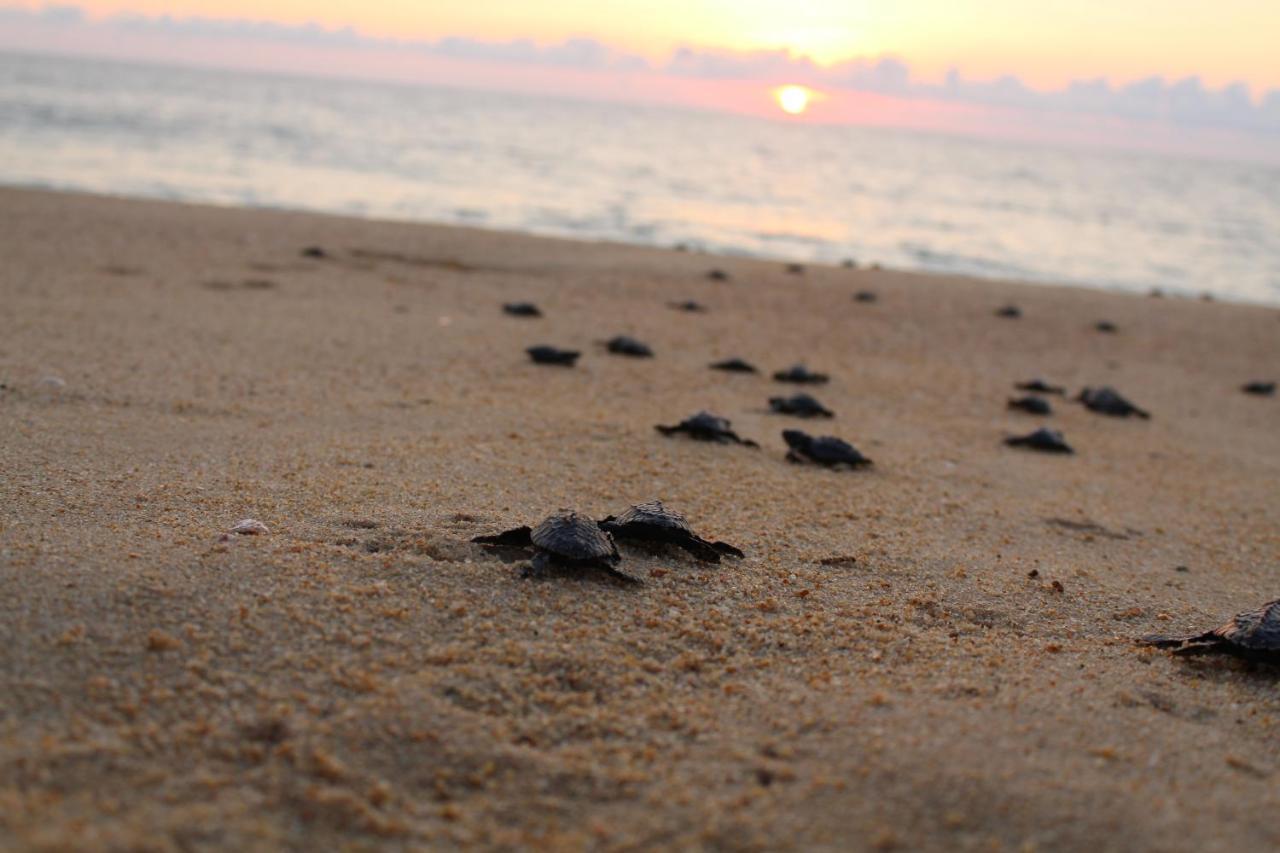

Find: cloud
<box><xmin>665</xmin><ymin>43</ymin><xmax>1280</xmax><ymax>132</ymax></box>
<box><xmin>2</xmin><ymin>3</ymin><xmax>1278</xmax><ymax>133</ymax></box>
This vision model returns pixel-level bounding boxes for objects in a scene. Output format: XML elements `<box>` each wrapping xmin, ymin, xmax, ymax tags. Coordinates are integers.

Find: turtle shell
<box><xmin>783</xmin><ymin>430</ymin><xmax>872</xmax><ymax>467</ymax></box>
<box><xmin>1141</xmin><ymin>599</ymin><xmax>1280</xmax><ymax>659</ymax></box>
<box><xmin>530</xmin><ymin>511</ymin><xmax>619</xmax><ymax>563</ymax></box>
<box><xmin>610</xmin><ymin>500</ymin><xmax>693</xmax><ymax>534</ymax></box>
<box><xmin>1203</xmin><ymin>600</ymin><xmax>1280</xmax><ymax>651</ymax></box>
<box><xmin>1078</xmin><ymin>386</ymin><xmax>1149</xmax><ymax>419</ymax></box>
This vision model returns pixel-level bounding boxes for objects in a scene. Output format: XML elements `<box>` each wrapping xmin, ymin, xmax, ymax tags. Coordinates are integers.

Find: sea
<box><xmin>3</xmin><ymin>50</ymin><xmax>1279</xmax><ymax>304</ymax></box>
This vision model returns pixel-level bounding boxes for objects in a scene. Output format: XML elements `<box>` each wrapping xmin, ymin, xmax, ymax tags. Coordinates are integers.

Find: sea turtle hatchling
<box><xmin>773</xmin><ymin>364</ymin><xmax>830</xmax><ymax>385</ymax></box>
<box><xmin>668</xmin><ymin>300</ymin><xmax>707</xmax><ymax>312</ymax></box>
<box><xmin>710</xmin><ymin>357</ymin><xmax>758</xmax><ymax>373</ymax></box>
<box><xmin>1077</xmin><ymin>386</ymin><xmax>1150</xmax><ymax>419</ymax></box>
<box><xmin>656</xmin><ymin>411</ymin><xmax>759</xmax><ymax>447</ymax></box>
<box><xmin>1139</xmin><ymin>598</ymin><xmax>1280</xmax><ymax>662</ymax></box>
<box><xmin>504</xmin><ymin>302</ymin><xmax>542</xmax><ymax>317</ymax></box>
<box><xmin>1008</xmin><ymin>396</ymin><xmax>1052</xmax><ymax>415</ymax></box>
<box><xmin>527</xmin><ymin>345</ymin><xmax>580</xmax><ymax>366</ymax></box>
<box><xmin>472</xmin><ymin>510</ymin><xmax>636</xmax><ymax>582</ymax></box>
<box><xmin>783</xmin><ymin>429</ymin><xmax>872</xmax><ymax>468</ymax></box>
<box><xmin>605</xmin><ymin>336</ymin><xmax>654</xmax><ymax>357</ymax></box>
<box><xmin>1242</xmin><ymin>381</ymin><xmax>1275</xmax><ymax>397</ymax></box>
<box><xmin>599</xmin><ymin>501</ymin><xmax>744</xmax><ymax>563</ymax></box>
<box><xmin>1015</xmin><ymin>379</ymin><xmax>1065</xmax><ymax>396</ymax></box>
<box><xmin>1004</xmin><ymin>427</ymin><xmax>1073</xmax><ymax>454</ymax></box>
<box><xmin>995</xmin><ymin>305</ymin><xmax>1022</xmax><ymax>318</ymax></box>
<box><xmin>853</xmin><ymin>290</ymin><xmax>878</xmax><ymax>303</ymax></box>
<box><xmin>769</xmin><ymin>393</ymin><xmax>834</xmax><ymax>418</ymax></box>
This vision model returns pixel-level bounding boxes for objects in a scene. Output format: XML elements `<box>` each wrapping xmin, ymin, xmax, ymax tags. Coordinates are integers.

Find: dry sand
<box><xmin>1</xmin><ymin>187</ymin><xmax>1278</xmax><ymax>851</ymax></box>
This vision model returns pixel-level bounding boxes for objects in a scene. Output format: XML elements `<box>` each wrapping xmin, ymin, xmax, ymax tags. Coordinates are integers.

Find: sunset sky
<box><xmin>3</xmin><ymin>0</ymin><xmax>1279</xmax><ymax>160</ymax></box>
<box><xmin>30</xmin><ymin>0</ymin><xmax>1280</xmax><ymax>90</ymax></box>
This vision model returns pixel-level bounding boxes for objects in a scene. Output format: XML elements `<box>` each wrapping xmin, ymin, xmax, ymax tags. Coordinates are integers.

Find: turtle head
<box><xmin>781</xmin><ymin>430</ymin><xmax>810</xmax><ymax>450</ymax></box>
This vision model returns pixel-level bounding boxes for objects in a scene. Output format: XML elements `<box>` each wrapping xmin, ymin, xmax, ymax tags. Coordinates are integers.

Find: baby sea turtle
<box><xmin>785</xmin><ymin>263</ymin><xmax>806</xmax><ymax>275</ymax></box>
<box><xmin>656</xmin><ymin>411</ymin><xmax>758</xmax><ymax>447</ymax></box>
<box><xmin>842</xmin><ymin>258</ymin><xmax>859</xmax><ymax>269</ymax></box>
<box><xmin>504</xmin><ymin>302</ymin><xmax>542</xmax><ymax>317</ymax></box>
<box><xmin>301</xmin><ymin>246</ymin><xmax>328</xmax><ymax>259</ymax></box>
<box><xmin>773</xmin><ymin>364</ymin><xmax>829</xmax><ymax>385</ymax></box>
<box><xmin>599</xmin><ymin>501</ymin><xmax>744</xmax><ymax>563</ymax></box>
<box><xmin>668</xmin><ymin>300</ymin><xmax>707</xmax><ymax>312</ymax></box>
<box><xmin>710</xmin><ymin>357</ymin><xmax>758</xmax><ymax>374</ymax></box>
<box><xmin>1015</xmin><ymin>379</ymin><xmax>1066</xmax><ymax>395</ymax></box>
<box><xmin>1004</xmin><ymin>427</ymin><xmax>1073</xmax><ymax>454</ymax></box>
<box><xmin>472</xmin><ymin>510</ymin><xmax>635</xmax><ymax>582</ymax></box>
<box><xmin>769</xmin><ymin>393</ymin><xmax>834</xmax><ymax>418</ymax></box>
<box><xmin>1008</xmin><ymin>396</ymin><xmax>1052</xmax><ymax>415</ymax></box>
<box><xmin>1242</xmin><ymin>381</ymin><xmax>1275</xmax><ymax>396</ymax></box>
<box><xmin>1095</xmin><ymin>321</ymin><xmax>1118</xmax><ymax>333</ymax></box>
<box><xmin>1139</xmin><ymin>598</ymin><xmax>1280</xmax><ymax>662</ymax></box>
<box><xmin>605</xmin><ymin>336</ymin><xmax>654</xmax><ymax>358</ymax></box>
<box><xmin>783</xmin><ymin>430</ymin><xmax>872</xmax><ymax>468</ymax></box>
<box><xmin>527</xmin><ymin>345</ymin><xmax>580</xmax><ymax>366</ymax></box>
<box><xmin>995</xmin><ymin>305</ymin><xmax>1022</xmax><ymax>318</ymax></box>
<box><xmin>1077</xmin><ymin>386</ymin><xmax>1150</xmax><ymax>419</ymax></box>
<box><xmin>854</xmin><ymin>291</ymin><xmax>878</xmax><ymax>303</ymax></box>
<box><xmin>707</xmin><ymin>268</ymin><xmax>730</xmax><ymax>281</ymax></box>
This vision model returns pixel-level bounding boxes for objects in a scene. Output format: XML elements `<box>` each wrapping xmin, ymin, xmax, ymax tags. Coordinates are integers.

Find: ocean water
<box><xmin>3</xmin><ymin>51</ymin><xmax>1279</xmax><ymax>304</ymax></box>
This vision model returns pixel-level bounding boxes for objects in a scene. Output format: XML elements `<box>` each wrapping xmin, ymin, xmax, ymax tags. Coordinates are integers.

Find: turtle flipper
<box><xmin>598</xmin><ymin>563</ymin><xmax>643</xmax><ymax>584</ymax></box>
<box><xmin>675</xmin><ymin>535</ymin><xmax>724</xmax><ymax>563</ymax></box>
<box><xmin>710</xmin><ymin>540</ymin><xmax>745</xmax><ymax>559</ymax></box>
<box><xmin>1139</xmin><ymin>628</ymin><xmax>1220</xmax><ymax>650</ymax></box>
<box><xmin>728</xmin><ymin>432</ymin><xmax>759</xmax><ymax>448</ymax></box>
<box><xmin>473</xmin><ymin>526</ymin><xmax>533</xmax><ymax>547</ymax></box>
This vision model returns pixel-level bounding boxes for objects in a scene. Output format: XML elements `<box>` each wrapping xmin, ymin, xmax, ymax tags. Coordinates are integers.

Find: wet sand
<box><xmin>1</xmin><ymin>187</ymin><xmax>1278</xmax><ymax>851</ymax></box>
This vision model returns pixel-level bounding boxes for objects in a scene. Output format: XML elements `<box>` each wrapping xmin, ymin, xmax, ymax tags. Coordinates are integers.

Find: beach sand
<box><xmin>1</xmin><ymin>187</ymin><xmax>1278</xmax><ymax>850</ymax></box>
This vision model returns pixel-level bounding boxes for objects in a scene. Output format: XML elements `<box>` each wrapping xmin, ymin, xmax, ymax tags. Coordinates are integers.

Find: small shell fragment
<box><xmin>230</xmin><ymin>519</ymin><xmax>270</xmax><ymax>536</ymax></box>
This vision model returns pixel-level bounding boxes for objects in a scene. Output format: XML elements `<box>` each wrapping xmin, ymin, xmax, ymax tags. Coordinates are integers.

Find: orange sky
<box><xmin>38</xmin><ymin>0</ymin><xmax>1280</xmax><ymax>91</ymax></box>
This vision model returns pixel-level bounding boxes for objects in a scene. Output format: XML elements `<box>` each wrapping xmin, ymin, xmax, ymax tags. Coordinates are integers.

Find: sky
<box><xmin>29</xmin><ymin>0</ymin><xmax>1280</xmax><ymax>90</ymax></box>
<box><xmin>2</xmin><ymin>1</ymin><xmax>1279</xmax><ymax>159</ymax></box>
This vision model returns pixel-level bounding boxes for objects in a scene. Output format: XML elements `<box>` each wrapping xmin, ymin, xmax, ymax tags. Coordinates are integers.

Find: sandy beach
<box><xmin>1</xmin><ymin>186</ymin><xmax>1278</xmax><ymax>850</ymax></box>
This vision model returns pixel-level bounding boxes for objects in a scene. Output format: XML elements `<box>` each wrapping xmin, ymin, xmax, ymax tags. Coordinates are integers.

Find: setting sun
<box><xmin>774</xmin><ymin>84</ymin><xmax>820</xmax><ymax>116</ymax></box>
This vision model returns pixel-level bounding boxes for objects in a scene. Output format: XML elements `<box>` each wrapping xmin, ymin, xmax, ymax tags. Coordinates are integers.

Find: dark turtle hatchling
<box><xmin>1008</xmin><ymin>396</ymin><xmax>1052</xmax><ymax>415</ymax></box>
<box><xmin>527</xmin><ymin>345</ymin><xmax>580</xmax><ymax>366</ymax></box>
<box><xmin>1004</xmin><ymin>427</ymin><xmax>1073</xmax><ymax>454</ymax></box>
<box><xmin>1015</xmin><ymin>379</ymin><xmax>1065</xmax><ymax>395</ymax></box>
<box><xmin>504</xmin><ymin>302</ymin><xmax>542</xmax><ymax>317</ymax></box>
<box><xmin>1077</xmin><ymin>386</ymin><xmax>1150</xmax><ymax>419</ymax></box>
<box><xmin>599</xmin><ymin>500</ymin><xmax>744</xmax><ymax>563</ymax></box>
<box><xmin>668</xmin><ymin>300</ymin><xmax>707</xmax><ymax>312</ymax></box>
<box><xmin>301</xmin><ymin>246</ymin><xmax>328</xmax><ymax>259</ymax></box>
<box><xmin>783</xmin><ymin>429</ymin><xmax>872</xmax><ymax>468</ymax></box>
<box><xmin>656</xmin><ymin>411</ymin><xmax>758</xmax><ymax>447</ymax></box>
<box><xmin>785</xmin><ymin>263</ymin><xmax>805</xmax><ymax>275</ymax></box>
<box><xmin>1242</xmin><ymin>381</ymin><xmax>1275</xmax><ymax>396</ymax></box>
<box><xmin>710</xmin><ymin>357</ymin><xmax>758</xmax><ymax>373</ymax></box>
<box><xmin>1139</xmin><ymin>598</ymin><xmax>1280</xmax><ymax>662</ymax></box>
<box><xmin>854</xmin><ymin>291</ymin><xmax>878</xmax><ymax>303</ymax></box>
<box><xmin>995</xmin><ymin>305</ymin><xmax>1022</xmax><ymax>318</ymax></box>
<box><xmin>1095</xmin><ymin>320</ymin><xmax>1118</xmax><ymax>333</ymax></box>
<box><xmin>773</xmin><ymin>364</ymin><xmax>829</xmax><ymax>384</ymax></box>
<box><xmin>707</xmin><ymin>268</ymin><xmax>730</xmax><ymax>281</ymax></box>
<box><xmin>473</xmin><ymin>510</ymin><xmax>636</xmax><ymax>582</ymax></box>
<box><xmin>769</xmin><ymin>393</ymin><xmax>834</xmax><ymax>418</ymax></box>
<box><xmin>605</xmin><ymin>336</ymin><xmax>654</xmax><ymax>357</ymax></box>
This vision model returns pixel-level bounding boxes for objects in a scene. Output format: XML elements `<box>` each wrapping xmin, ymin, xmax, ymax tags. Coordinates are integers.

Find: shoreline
<box><xmin>2</xmin><ymin>186</ymin><xmax>1278</xmax><ymax>850</ymax></box>
<box><xmin>1</xmin><ymin>182</ymin><xmax>1275</xmax><ymax>309</ymax></box>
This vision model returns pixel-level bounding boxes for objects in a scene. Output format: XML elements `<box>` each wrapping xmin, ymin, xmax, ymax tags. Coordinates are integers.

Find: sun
<box><xmin>773</xmin><ymin>85</ymin><xmax>819</xmax><ymax>116</ymax></box>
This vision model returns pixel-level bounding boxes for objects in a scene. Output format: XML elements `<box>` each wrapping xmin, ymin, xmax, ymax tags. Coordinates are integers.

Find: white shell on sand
<box><xmin>230</xmin><ymin>519</ymin><xmax>270</xmax><ymax>536</ymax></box>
